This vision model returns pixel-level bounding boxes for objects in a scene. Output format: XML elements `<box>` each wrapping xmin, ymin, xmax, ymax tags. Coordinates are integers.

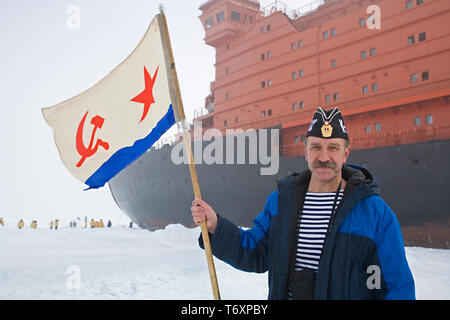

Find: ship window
<box><xmin>235</xmin><ymin>117</ymin><xmax>239</xmax><ymax>123</ymax></box>
<box><xmin>267</xmin><ymin>24</ymin><xmax>271</xmax><ymax>31</ymax></box>
<box><xmin>419</xmin><ymin>32</ymin><xmax>426</xmax><ymax>42</ymax></box>
<box><xmin>267</xmin><ymin>51</ymin><xmax>272</xmax><ymax>59</ymax></box>
<box><xmin>262</xmin><ymin>111</ymin><xmax>266</xmax><ymax>118</ymax></box>
<box><xmin>291</xmin><ymin>42</ymin><xmax>296</xmax><ymax>50</ymax></box>
<box><xmin>363</xmin><ymin>86</ymin><xmax>369</xmax><ymax>95</ymax></box>
<box><xmin>300</xmin><ymin>101</ymin><xmax>305</xmax><ymax>109</ymax></box>
<box><xmin>299</xmin><ymin>70</ymin><xmax>304</xmax><ymax>78</ymax></box>
<box><xmin>333</xmin><ymin>93</ymin><xmax>339</xmax><ymax>101</ymax></box>
<box><xmin>325</xmin><ymin>95</ymin><xmax>331</xmax><ymax>103</ymax></box>
<box><xmin>268</xmin><ymin>109</ymin><xmax>272</xmax><ymax>116</ymax></box>
<box><xmin>292</xmin><ymin>71</ymin><xmax>297</xmax><ymax>80</ymax></box>
<box><xmin>205</xmin><ymin>18</ymin><xmax>214</xmax><ymax>28</ymax></box>
<box><xmin>224</xmin><ymin>120</ymin><xmax>228</xmax><ymax>126</ymax></box>
<box><xmin>298</xmin><ymin>40</ymin><xmax>303</xmax><ymax>48</ymax></box>
<box><xmin>261</xmin><ymin>81</ymin><xmax>266</xmax><ymax>88</ymax></box>
<box><xmin>267</xmin><ymin>79</ymin><xmax>272</xmax><ymax>87</ymax></box>
<box><xmin>294</xmin><ymin>136</ymin><xmax>299</xmax><ymax>144</ymax></box>
<box><xmin>370</xmin><ymin>48</ymin><xmax>376</xmax><ymax>56</ymax></box>
<box><xmin>261</xmin><ymin>53</ymin><xmax>265</xmax><ymax>60</ymax></box>
<box><xmin>361</xmin><ymin>50</ymin><xmax>367</xmax><ymax>59</ymax></box>
<box><xmin>365</xmin><ymin>125</ymin><xmax>372</xmax><ymax>133</ymax></box>
<box><xmin>217</xmin><ymin>12</ymin><xmax>225</xmax><ymax>22</ymax></box>
<box><xmin>417</xmin><ymin>0</ymin><xmax>424</xmax><ymax>5</ymax></box>
<box><xmin>408</xmin><ymin>35</ymin><xmax>415</xmax><ymax>45</ymax></box>
<box><xmin>293</xmin><ymin>103</ymin><xmax>298</xmax><ymax>111</ymax></box>
<box><xmin>422</xmin><ymin>71</ymin><xmax>429</xmax><ymax>81</ymax></box>
<box><xmin>410</xmin><ymin>73</ymin><xmax>418</xmax><ymax>83</ymax></box>
<box><xmin>372</xmin><ymin>83</ymin><xmax>378</xmax><ymax>92</ymax></box>
<box><xmin>301</xmin><ymin>134</ymin><xmax>306</xmax><ymax>142</ymax></box>
<box><xmin>323</xmin><ymin>31</ymin><xmax>328</xmax><ymax>40</ymax></box>
<box><xmin>261</xmin><ymin>26</ymin><xmax>265</xmax><ymax>34</ymax></box>
<box><xmin>406</xmin><ymin>0</ymin><xmax>413</xmax><ymax>9</ymax></box>
<box><xmin>331</xmin><ymin>59</ymin><xmax>337</xmax><ymax>68</ymax></box>
<box><xmin>367</xmin><ymin>14</ymin><xmax>375</xmax><ymax>26</ymax></box>
<box><xmin>414</xmin><ymin>116</ymin><xmax>421</xmax><ymax>126</ymax></box>
<box><xmin>231</xmin><ymin>11</ymin><xmax>241</xmax><ymax>21</ymax></box>
<box><xmin>331</xmin><ymin>28</ymin><xmax>336</xmax><ymax>37</ymax></box>
<box><xmin>426</xmin><ymin>114</ymin><xmax>433</xmax><ymax>124</ymax></box>
<box><xmin>359</xmin><ymin>18</ymin><xmax>366</xmax><ymax>27</ymax></box>
<box><xmin>375</xmin><ymin>122</ymin><xmax>381</xmax><ymax>132</ymax></box>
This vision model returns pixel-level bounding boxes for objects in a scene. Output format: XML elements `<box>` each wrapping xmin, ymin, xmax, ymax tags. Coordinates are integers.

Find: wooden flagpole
<box><xmin>157</xmin><ymin>6</ymin><xmax>221</xmax><ymax>300</ymax></box>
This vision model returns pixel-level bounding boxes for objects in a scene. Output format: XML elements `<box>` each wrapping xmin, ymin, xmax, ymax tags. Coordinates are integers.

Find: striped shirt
<box><xmin>287</xmin><ymin>190</ymin><xmax>344</xmax><ymax>299</ymax></box>
<box><xmin>294</xmin><ymin>190</ymin><xmax>344</xmax><ymax>271</ymax></box>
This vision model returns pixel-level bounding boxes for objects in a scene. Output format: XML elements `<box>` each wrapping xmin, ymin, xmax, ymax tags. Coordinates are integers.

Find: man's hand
<box><xmin>191</xmin><ymin>198</ymin><xmax>218</xmax><ymax>234</ymax></box>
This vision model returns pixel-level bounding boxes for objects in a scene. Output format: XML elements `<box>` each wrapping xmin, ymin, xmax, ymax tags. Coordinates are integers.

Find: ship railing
<box><xmin>262</xmin><ymin>0</ymin><xmax>325</xmax><ymax>20</ymax></box>
<box><xmin>193</xmin><ymin>107</ymin><xmax>210</xmax><ymax>119</ymax></box>
<box><xmin>153</xmin><ymin>124</ymin><xmax>450</xmax><ymax>153</ymax></box>
<box><xmin>153</xmin><ymin>135</ymin><xmax>182</xmax><ymax>150</ymax></box>
<box><xmin>278</xmin><ymin>142</ymin><xmax>307</xmax><ymax>158</ymax></box>
<box><xmin>350</xmin><ymin>125</ymin><xmax>450</xmax><ymax>149</ymax></box>
<box><xmin>278</xmin><ymin>125</ymin><xmax>450</xmax><ymax>157</ymax></box>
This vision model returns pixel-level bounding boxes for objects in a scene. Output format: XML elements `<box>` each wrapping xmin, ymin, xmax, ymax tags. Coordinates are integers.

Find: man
<box><xmin>191</xmin><ymin>107</ymin><xmax>415</xmax><ymax>300</ymax></box>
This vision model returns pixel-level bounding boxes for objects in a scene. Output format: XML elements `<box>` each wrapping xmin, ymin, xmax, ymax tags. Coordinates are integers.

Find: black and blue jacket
<box><xmin>199</xmin><ymin>165</ymin><xmax>415</xmax><ymax>299</ymax></box>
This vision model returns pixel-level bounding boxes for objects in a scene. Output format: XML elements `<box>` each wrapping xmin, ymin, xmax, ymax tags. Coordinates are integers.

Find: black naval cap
<box><xmin>306</xmin><ymin>107</ymin><xmax>349</xmax><ymax>140</ymax></box>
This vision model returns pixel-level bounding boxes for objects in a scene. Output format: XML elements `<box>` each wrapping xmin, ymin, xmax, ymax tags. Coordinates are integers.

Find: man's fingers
<box><xmin>193</xmin><ymin>215</ymin><xmax>205</xmax><ymax>225</ymax></box>
<box><xmin>191</xmin><ymin>205</ymin><xmax>204</xmax><ymax>212</ymax></box>
<box><xmin>192</xmin><ymin>198</ymin><xmax>210</xmax><ymax>209</ymax></box>
<box><xmin>191</xmin><ymin>205</ymin><xmax>207</xmax><ymax>221</ymax></box>
<box><xmin>191</xmin><ymin>198</ymin><xmax>217</xmax><ymax>234</ymax></box>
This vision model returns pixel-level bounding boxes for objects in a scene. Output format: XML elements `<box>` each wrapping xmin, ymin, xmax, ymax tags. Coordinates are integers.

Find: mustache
<box><xmin>313</xmin><ymin>160</ymin><xmax>337</xmax><ymax>169</ymax></box>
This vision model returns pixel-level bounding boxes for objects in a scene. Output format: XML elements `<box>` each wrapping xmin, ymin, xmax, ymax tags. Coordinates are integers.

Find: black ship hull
<box><xmin>109</xmin><ymin>138</ymin><xmax>450</xmax><ymax>248</ymax></box>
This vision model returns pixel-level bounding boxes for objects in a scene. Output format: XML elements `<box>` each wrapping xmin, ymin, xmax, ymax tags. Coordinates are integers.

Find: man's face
<box><xmin>305</xmin><ymin>137</ymin><xmax>350</xmax><ymax>183</ymax></box>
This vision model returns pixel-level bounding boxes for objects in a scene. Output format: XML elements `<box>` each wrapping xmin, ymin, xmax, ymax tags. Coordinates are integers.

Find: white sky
<box><xmin>0</xmin><ymin>0</ymin><xmax>315</xmax><ymax>227</ymax></box>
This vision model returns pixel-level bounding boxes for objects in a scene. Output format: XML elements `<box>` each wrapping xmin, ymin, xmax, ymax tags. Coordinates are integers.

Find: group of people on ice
<box><xmin>0</xmin><ymin>217</ymin><xmax>116</xmax><ymax>230</ymax></box>
<box><xmin>0</xmin><ymin>218</ymin><xmax>42</xmax><ymax>230</ymax></box>
<box><xmin>89</xmin><ymin>218</ymin><xmax>112</xmax><ymax>228</ymax></box>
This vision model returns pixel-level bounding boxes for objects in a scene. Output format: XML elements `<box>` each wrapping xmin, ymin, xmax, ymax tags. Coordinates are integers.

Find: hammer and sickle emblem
<box><xmin>76</xmin><ymin>111</ymin><xmax>109</xmax><ymax>167</ymax></box>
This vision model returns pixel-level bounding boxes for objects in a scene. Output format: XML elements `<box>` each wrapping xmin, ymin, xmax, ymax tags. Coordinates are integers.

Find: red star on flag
<box><xmin>131</xmin><ymin>66</ymin><xmax>159</xmax><ymax>122</ymax></box>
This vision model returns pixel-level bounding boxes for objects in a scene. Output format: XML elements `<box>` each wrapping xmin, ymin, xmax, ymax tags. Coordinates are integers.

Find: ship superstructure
<box><xmin>196</xmin><ymin>0</ymin><xmax>450</xmax><ymax>155</ymax></box>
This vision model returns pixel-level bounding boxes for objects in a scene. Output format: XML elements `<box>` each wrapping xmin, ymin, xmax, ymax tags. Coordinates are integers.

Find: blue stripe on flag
<box><xmin>84</xmin><ymin>104</ymin><xmax>176</xmax><ymax>190</ymax></box>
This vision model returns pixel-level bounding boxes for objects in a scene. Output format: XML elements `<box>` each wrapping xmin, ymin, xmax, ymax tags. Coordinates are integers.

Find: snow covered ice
<box><xmin>0</xmin><ymin>224</ymin><xmax>267</xmax><ymax>299</ymax></box>
<box><xmin>0</xmin><ymin>224</ymin><xmax>449</xmax><ymax>300</ymax></box>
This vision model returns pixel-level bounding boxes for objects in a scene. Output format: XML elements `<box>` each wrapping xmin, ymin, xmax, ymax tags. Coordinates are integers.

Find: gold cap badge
<box><xmin>321</xmin><ymin>121</ymin><xmax>333</xmax><ymax>138</ymax></box>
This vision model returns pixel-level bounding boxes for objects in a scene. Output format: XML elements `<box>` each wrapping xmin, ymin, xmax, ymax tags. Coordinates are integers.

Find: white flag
<box><xmin>42</xmin><ymin>15</ymin><xmax>176</xmax><ymax>189</ymax></box>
